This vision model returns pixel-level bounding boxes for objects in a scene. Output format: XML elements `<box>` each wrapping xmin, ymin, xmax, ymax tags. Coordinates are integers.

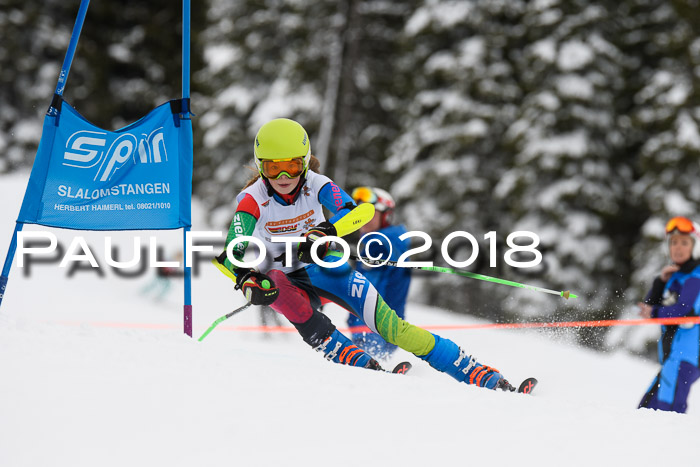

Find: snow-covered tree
<box><xmin>497</xmin><ymin>1</ymin><xmax>633</xmax><ymax>338</ymax></box>
<box><xmin>0</xmin><ymin>2</ymin><xmax>71</xmax><ymax>173</ymax></box>
<box><xmin>196</xmin><ymin>0</ymin><xmax>415</xmax><ymax>221</ymax></box>
<box><xmin>613</xmin><ymin>0</ymin><xmax>700</xmax><ymax>357</ymax></box>
<box><xmin>384</xmin><ymin>1</ymin><xmax>531</xmax><ymax>317</ymax></box>
<box><xmin>0</xmin><ymin>1</ymin><xmax>205</xmax><ymax>169</ymax></box>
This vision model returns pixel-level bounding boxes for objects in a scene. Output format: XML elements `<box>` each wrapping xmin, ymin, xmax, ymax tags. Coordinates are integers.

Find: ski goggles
<box><xmin>666</xmin><ymin>216</ymin><xmax>695</xmax><ymax>234</ymax></box>
<box><xmin>351</xmin><ymin>186</ymin><xmax>378</xmax><ymax>205</ymax></box>
<box><xmin>261</xmin><ymin>158</ymin><xmax>305</xmax><ymax>179</ymax></box>
<box><xmin>352</xmin><ymin>186</ymin><xmax>392</xmax><ymax>212</ymax></box>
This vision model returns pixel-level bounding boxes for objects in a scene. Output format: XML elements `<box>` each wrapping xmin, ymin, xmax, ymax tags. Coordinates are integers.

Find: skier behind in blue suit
<box><xmin>638</xmin><ymin>216</ymin><xmax>700</xmax><ymax>413</ymax></box>
<box><xmin>347</xmin><ymin>186</ymin><xmax>411</xmax><ymax>360</ymax></box>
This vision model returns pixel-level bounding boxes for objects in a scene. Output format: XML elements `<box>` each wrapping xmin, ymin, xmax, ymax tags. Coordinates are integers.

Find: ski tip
<box><xmin>517</xmin><ymin>377</ymin><xmax>538</xmax><ymax>395</ymax></box>
<box><xmin>391</xmin><ymin>361</ymin><xmax>412</xmax><ymax>375</ymax></box>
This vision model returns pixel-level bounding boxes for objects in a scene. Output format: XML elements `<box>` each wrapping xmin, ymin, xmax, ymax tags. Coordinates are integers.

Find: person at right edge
<box><xmin>347</xmin><ymin>186</ymin><xmax>410</xmax><ymax>360</ymax></box>
<box><xmin>638</xmin><ymin>216</ymin><xmax>700</xmax><ymax>413</ymax></box>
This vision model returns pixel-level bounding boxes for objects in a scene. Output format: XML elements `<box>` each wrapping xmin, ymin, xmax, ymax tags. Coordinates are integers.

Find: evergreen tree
<box><xmin>317</xmin><ymin>0</ymin><xmax>419</xmax><ymax>190</ymax></box>
<box><xmin>0</xmin><ymin>1</ymin><xmax>72</xmax><ymax>172</ymax></box>
<box><xmin>195</xmin><ymin>0</ymin><xmax>331</xmax><ymax>215</ymax></box>
<box><xmin>386</xmin><ymin>0</ymin><xmax>528</xmax><ymax>318</ymax></box>
<box><xmin>615</xmin><ymin>0</ymin><xmax>700</xmax><ymax>357</ymax></box>
<box><xmin>625</xmin><ymin>0</ymin><xmax>700</xmax><ymax>283</ymax></box>
<box><xmin>195</xmin><ymin>0</ymin><xmax>414</xmax><ymax>219</ymax></box>
<box><xmin>0</xmin><ymin>1</ymin><xmax>205</xmax><ymax>169</ymax></box>
<box><xmin>496</xmin><ymin>1</ymin><xmax>637</xmax><ymax>347</ymax></box>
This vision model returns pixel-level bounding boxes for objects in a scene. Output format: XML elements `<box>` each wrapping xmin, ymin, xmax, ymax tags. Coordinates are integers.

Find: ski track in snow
<box><xmin>0</xmin><ymin>172</ymin><xmax>698</xmax><ymax>467</ymax></box>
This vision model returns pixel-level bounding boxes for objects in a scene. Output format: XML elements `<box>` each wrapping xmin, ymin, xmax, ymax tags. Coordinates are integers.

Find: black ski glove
<box><xmin>297</xmin><ymin>221</ymin><xmax>337</xmax><ymax>263</ymax></box>
<box><xmin>234</xmin><ymin>268</ymin><xmax>279</xmax><ymax>306</ymax></box>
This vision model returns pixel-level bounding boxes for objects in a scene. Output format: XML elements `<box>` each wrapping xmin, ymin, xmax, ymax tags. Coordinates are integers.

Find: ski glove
<box><xmin>297</xmin><ymin>221</ymin><xmax>337</xmax><ymax>264</ymax></box>
<box><xmin>234</xmin><ymin>268</ymin><xmax>279</xmax><ymax>306</ymax></box>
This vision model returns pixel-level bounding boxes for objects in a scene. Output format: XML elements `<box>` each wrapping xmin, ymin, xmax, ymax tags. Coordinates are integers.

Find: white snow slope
<box><xmin>0</xmin><ymin>171</ymin><xmax>698</xmax><ymax>467</ymax></box>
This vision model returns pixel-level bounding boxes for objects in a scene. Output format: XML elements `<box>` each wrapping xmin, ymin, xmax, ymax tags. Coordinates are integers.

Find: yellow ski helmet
<box><xmin>254</xmin><ymin>118</ymin><xmax>311</xmax><ymax>178</ymax></box>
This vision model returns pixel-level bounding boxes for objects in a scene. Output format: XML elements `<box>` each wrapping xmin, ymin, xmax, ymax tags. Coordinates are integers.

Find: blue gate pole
<box><xmin>182</xmin><ymin>0</ymin><xmax>193</xmax><ymax>337</ymax></box>
<box><xmin>49</xmin><ymin>0</ymin><xmax>91</xmax><ymax>117</ymax></box>
<box><xmin>183</xmin><ymin>227</ymin><xmax>192</xmax><ymax>337</ymax></box>
<box><xmin>183</xmin><ymin>0</ymin><xmax>191</xmax><ymax>101</ymax></box>
<box><xmin>0</xmin><ymin>223</ymin><xmax>25</xmax><ymax>309</ymax></box>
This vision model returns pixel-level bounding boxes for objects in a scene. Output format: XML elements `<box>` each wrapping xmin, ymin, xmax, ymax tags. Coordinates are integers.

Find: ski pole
<box><xmin>351</xmin><ymin>255</ymin><xmax>577</xmax><ymax>299</ymax></box>
<box><xmin>198</xmin><ymin>302</ymin><xmax>252</xmax><ymax>341</ymax></box>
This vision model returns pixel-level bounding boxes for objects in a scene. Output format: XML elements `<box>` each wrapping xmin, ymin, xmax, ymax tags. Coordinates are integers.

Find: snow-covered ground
<box><xmin>0</xmin><ymin>171</ymin><xmax>698</xmax><ymax>467</ymax></box>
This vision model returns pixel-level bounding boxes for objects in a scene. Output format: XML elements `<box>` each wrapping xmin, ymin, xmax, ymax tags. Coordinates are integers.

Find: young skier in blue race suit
<box><xmin>346</xmin><ymin>186</ymin><xmax>411</xmax><ymax>359</ymax></box>
<box><xmin>215</xmin><ymin>118</ymin><xmax>517</xmax><ymax>391</ymax></box>
<box><xmin>638</xmin><ymin>216</ymin><xmax>700</xmax><ymax>413</ymax></box>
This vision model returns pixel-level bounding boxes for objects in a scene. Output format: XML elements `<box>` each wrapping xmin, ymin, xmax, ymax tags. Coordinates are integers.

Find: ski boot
<box><xmin>315</xmin><ymin>329</ymin><xmax>383</xmax><ymax>370</ymax></box>
<box><xmin>419</xmin><ymin>334</ymin><xmax>507</xmax><ymax>390</ymax></box>
<box><xmin>293</xmin><ymin>308</ymin><xmax>382</xmax><ymax>370</ymax></box>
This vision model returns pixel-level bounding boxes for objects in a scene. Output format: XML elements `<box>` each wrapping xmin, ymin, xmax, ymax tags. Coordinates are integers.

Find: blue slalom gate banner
<box><xmin>17</xmin><ymin>99</ymin><xmax>192</xmax><ymax>231</ymax></box>
<box><xmin>1</xmin><ymin>0</ymin><xmax>196</xmax><ymax>337</ymax></box>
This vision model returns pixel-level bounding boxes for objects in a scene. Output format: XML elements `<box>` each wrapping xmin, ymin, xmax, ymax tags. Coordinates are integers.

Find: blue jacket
<box><xmin>644</xmin><ymin>259</ymin><xmax>700</xmax><ymax>366</ymax></box>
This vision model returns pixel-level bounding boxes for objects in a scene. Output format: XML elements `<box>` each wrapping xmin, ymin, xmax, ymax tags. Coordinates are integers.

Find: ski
<box><xmin>391</xmin><ymin>361</ymin><xmax>412</xmax><ymax>375</ymax></box>
<box><xmin>517</xmin><ymin>377</ymin><xmax>538</xmax><ymax>395</ymax></box>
